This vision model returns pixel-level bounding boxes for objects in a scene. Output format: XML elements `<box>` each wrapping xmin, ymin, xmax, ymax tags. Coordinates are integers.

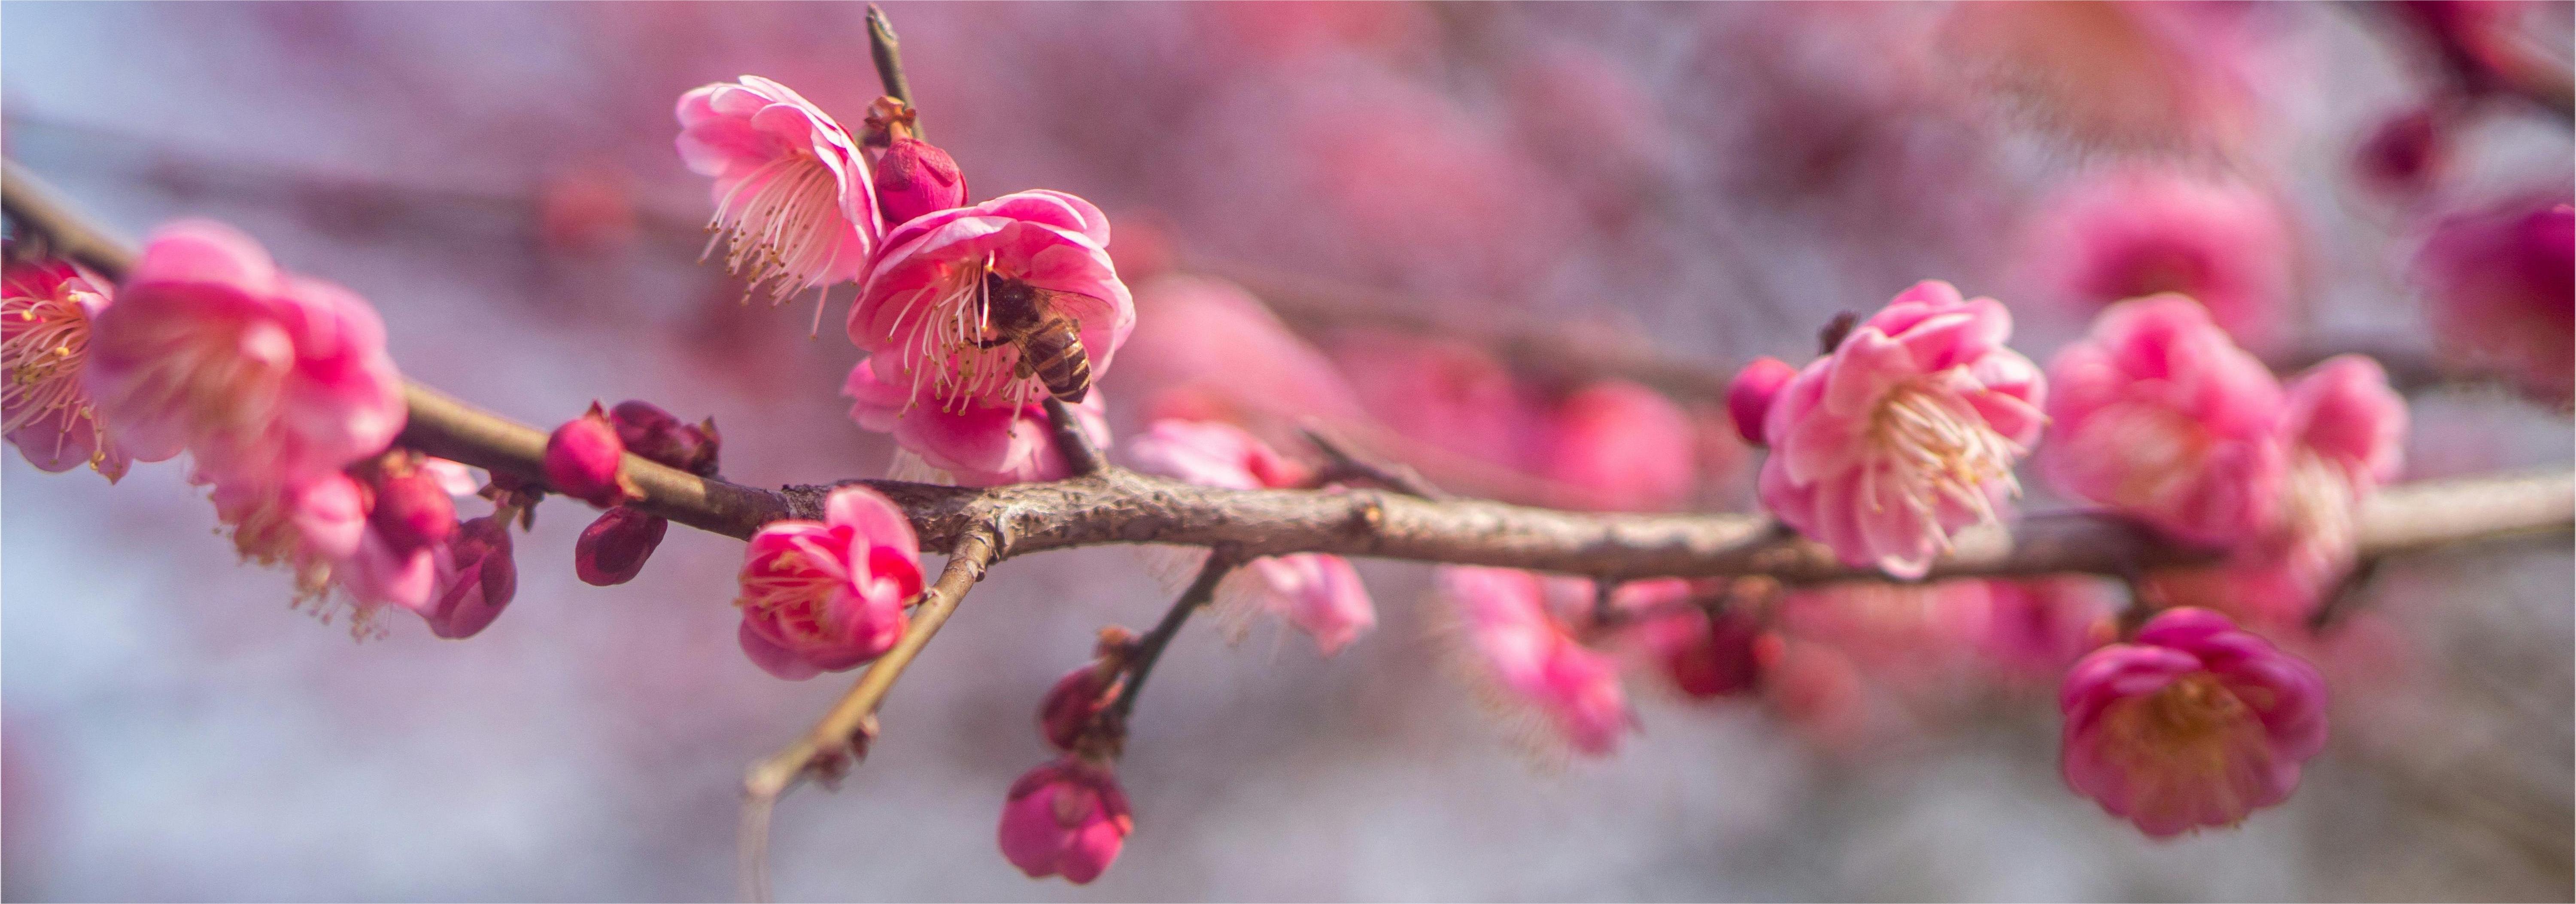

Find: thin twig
<box><xmin>1107</xmin><ymin>548</ymin><xmax>1239</xmax><ymax>723</ymax></box>
<box><xmin>1301</xmin><ymin>425</ymin><xmax>1449</xmax><ymax>501</ymax></box>
<box><xmin>1</xmin><ymin>159</ymin><xmax>137</xmax><ymax>276</ymax></box>
<box><xmin>865</xmin><ymin>4</ymin><xmax>921</xmax><ymax>140</ymax></box>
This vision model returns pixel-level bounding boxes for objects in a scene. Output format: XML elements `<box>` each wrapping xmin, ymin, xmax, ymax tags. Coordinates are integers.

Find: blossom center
<box><xmin>1866</xmin><ymin>379</ymin><xmax>2022</xmax><ymax>527</ymax></box>
<box><xmin>705</xmin><ymin>152</ymin><xmax>848</xmax><ymax>306</ymax></box>
<box><xmin>2092</xmin><ymin>402</ymin><xmax>2216</xmax><ymax>507</ymax></box>
<box><xmin>2101</xmin><ymin>671</ymin><xmax>2269</xmax><ymax>797</ymax></box>
<box><xmin>884</xmin><ymin>257</ymin><xmax>1044</xmax><ymax>413</ymax></box>
<box><xmin>2279</xmin><ymin>450</ymin><xmax>2357</xmax><ymax>550</ymax></box>
<box><xmin>2</xmin><ymin>286</ymin><xmax>102</xmax><ymax>450</ymax></box>
<box><xmin>738</xmin><ymin>542</ymin><xmax>849</xmax><ymax>645</ymax></box>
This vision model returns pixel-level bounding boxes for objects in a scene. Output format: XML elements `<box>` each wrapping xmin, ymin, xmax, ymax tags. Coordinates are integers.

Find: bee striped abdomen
<box><xmin>1020</xmin><ymin>323</ymin><xmax>1092</xmax><ymax>402</ymax></box>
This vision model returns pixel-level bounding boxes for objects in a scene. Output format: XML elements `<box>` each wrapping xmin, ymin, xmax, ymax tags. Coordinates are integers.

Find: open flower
<box><xmin>675</xmin><ymin>76</ymin><xmax>881</xmax><ymax>310</ymax></box>
<box><xmin>2412</xmin><ymin>195</ymin><xmax>2572</xmax><ymax>407</ymax></box>
<box><xmin>3</xmin><ymin>249</ymin><xmax>164</xmax><ymax>481</ymax></box>
<box><xmin>1438</xmin><ymin>566</ymin><xmax>1632</xmax><ymax>757</ymax></box>
<box><xmin>1125</xmin><ymin>419</ymin><xmax>1376</xmax><ymax>654</ymax></box>
<box><xmin>844</xmin><ymin>354</ymin><xmax>1109</xmax><ymax>486</ymax></box>
<box><xmin>1755</xmin><ymin>280</ymin><xmax>2046</xmax><ymax>579</ymax></box>
<box><xmin>998</xmin><ymin>756</ymin><xmax>1134</xmax><ymax>885</ymax></box>
<box><xmin>846</xmin><ymin>190</ymin><xmax>1133</xmax><ymax>413</ymax></box>
<box><xmin>732</xmin><ymin>485</ymin><xmax>925</xmax><ymax>679</ymax></box>
<box><xmin>2023</xmin><ymin>167</ymin><xmax>2295</xmax><ymax>348</ymax></box>
<box><xmin>2061</xmin><ymin>607</ymin><xmax>2327</xmax><ymax>837</ymax></box>
<box><xmin>208</xmin><ymin>471</ymin><xmax>370</xmax><ymax>614</ymax></box>
<box><xmin>86</xmin><ymin>220</ymin><xmax>405</xmax><ymax>490</ymax></box>
<box><xmin>2042</xmin><ymin>295</ymin><xmax>2287</xmax><ymax>545</ymax></box>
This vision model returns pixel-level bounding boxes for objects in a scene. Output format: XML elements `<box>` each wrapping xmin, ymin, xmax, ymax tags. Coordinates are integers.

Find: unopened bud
<box><xmin>609</xmin><ymin>400</ymin><xmax>721</xmax><ymax>476</ymax></box>
<box><xmin>545</xmin><ymin>402</ymin><xmax>632</xmax><ymax>507</ymax></box>
<box><xmin>575</xmin><ymin>506</ymin><xmax>667</xmax><ymax>586</ymax></box>
<box><xmin>2355</xmin><ymin>107</ymin><xmax>2448</xmax><ymax>198</ymax></box>
<box><xmin>1665</xmin><ymin>608</ymin><xmax>1765</xmax><ymax>699</ymax></box>
<box><xmin>875</xmin><ymin>137</ymin><xmax>968</xmax><ymax>228</ymax></box>
<box><xmin>1038</xmin><ymin>627</ymin><xmax>1139</xmax><ymax>752</ymax></box>
<box><xmin>428</xmin><ymin>515</ymin><xmax>517</xmax><ymax>639</ymax></box>
<box><xmin>1726</xmin><ymin>357</ymin><xmax>1796</xmax><ymax>447</ymax></box>
<box><xmin>368</xmin><ymin>459</ymin><xmax>459</xmax><ymax>556</ymax></box>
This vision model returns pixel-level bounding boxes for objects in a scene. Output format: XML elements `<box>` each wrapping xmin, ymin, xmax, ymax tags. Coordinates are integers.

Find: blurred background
<box><xmin>3</xmin><ymin>2</ymin><xmax>2570</xmax><ymax>900</ymax></box>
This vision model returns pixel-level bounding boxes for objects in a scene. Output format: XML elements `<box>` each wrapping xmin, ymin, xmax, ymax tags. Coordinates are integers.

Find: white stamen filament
<box><xmin>1866</xmin><ymin>379</ymin><xmax>2024</xmax><ymax>540</ymax></box>
<box><xmin>702</xmin><ymin>152</ymin><xmax>849</xmax><ymax>315</ymax></box>
<box><xmin>881</xmin><ymin>250</ymin><xmax>1048</xmax><ymax>415</ymax></box>
<box><xmin>3</xmin><ymin>289</ymin><xmax>104</xmax><ymax>460</ymax></box>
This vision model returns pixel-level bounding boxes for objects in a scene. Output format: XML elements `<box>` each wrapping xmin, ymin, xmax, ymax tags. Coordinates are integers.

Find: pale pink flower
<box><xmin>732</xmin><ymin>485</ymin><xmax>925</xmax><ymax>680</ymax></box>
<box><xmin>3</xmin><ymin>250</ymin><xmax>164</xmax><ymax>481</ymax></box>
<box><xmin>86</xmin><ymin>220</ymin><xmax>405</xmax><ymax>490</ymax></box>
<box><xmin>998</xmin><ymin>756</ymin><xmax>1133</xmax><ymax>885</ymax></box>
<box><xmin>1123</xmin><ymin>418</ymin><xmax>1310</xmax><ymax>491</ymax></box>
<box><xmin>1125</xmin><ymin>420</ymin><xmax>1377</xmax><ymax>655</ymax></box>
<box><xmin>2025</xmin><ymin>167</ymin><xmax>2297</xmax><ymax>348</ymax></box>
<box><xmin>2412</xmin><ymin>195</ymin><xmax>2572</xmax><ymax>406</ymax></box>
<box><xmin>675</xmin><ymin>76</ymin><xmax>881</xmax><ymax>309</ymax></box>
<box><xmin>1438</xmin><ymin>566</ymin><xmax>1632</xmax><ymax>756</ymax></box>
<box><xmin>2060</xmin><ymin>607</ymin><xmax>2327</xmax><ymax>838</ymax></box>
<box><xmin>1533</xmin><ymin>380</ymin><xmax>1697</xmax><ymax>512</ymax></box>
<box><xmin>2042</xmin><ymin>294</ymin><xmax>2287</xmax><ymax>545</ymax></box>
<box><xmin>844</xmin><ymin>354</ymin><xmax>1109</xmax><ymax>487</ymax></box>
<box><xmin>846</xmin><ymin>190</ymin><xmax>1133</xmax><ymax>412</ymax></box>
<box><xmin>1755</xmin><ymin>280</ymin><xmax>2046</xmax><ymax>579</ymax></box>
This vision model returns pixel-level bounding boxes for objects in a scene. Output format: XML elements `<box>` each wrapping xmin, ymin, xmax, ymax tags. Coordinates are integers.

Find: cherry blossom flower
<box><xmin>2024</xmin><ymin>167</ymin><xmax>2297</xmax><ymax>348</ymax></box>
<box><xmin>675</xmin><ymin>76</ymin><xmax>881</xmax><ymax>311</ymax></box>
<box><xmin>1125</xmin><ymin>419</ymin><xmax>1376</xmax><ymax>655</ymax></box>
<box><xmin>846</xmin><ymin>190</ymin><xmax>1133</xmax><ymax>414</ymax></box>
<box><xmin>2061</xmin><ymin>607</ymin><xmax>2327</xmax><ymax>838</ymax></box>
<box><xmin>3</xmin><ymin>249</ymin><xmax>164</xmax><ymax>481</ymax></box>
<box><xmin>1438</xmin><ymin>566</ymin><xmax>1632</xmax><ymax>757</ymax></box>
<box><xmin>844</xmin><ymin>354</ymin><xmax>1109</xmax><ymax>487</ymax></box>
<box><xmin>2413</xmin><ymin>195</ymin><xmax>2573</xmax><ymax>406</ymax></box>
<box><xmin>732</xmin><ymin>485</ymin><xmax>925</xmax><ymax>680</ymax></box>
<box><xmin>86</xmin><ymin>220</ymin><xmax>404</xmax><ymax>490</ymax></box>
<box><xmin>1533</xmin><ymin>380</ymin><xmax>1697</xmax><ymax>512</ymax></box>
<box><xmin>2042</xmin><ymin>295</ymin><xmax>2287</xmax><ymax>545</ymax></box>
<box><xmin>1754</xmin><ymin>280</ymin><xmax>2046</xmax><ymax>579</ymax></box>
<box><xmin>998</xmin><ymin>756</ymin><xmax>1134</xmax><ymax>885</ymax></box>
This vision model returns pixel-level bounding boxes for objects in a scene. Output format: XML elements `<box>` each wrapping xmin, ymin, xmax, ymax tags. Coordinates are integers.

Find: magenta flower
<box><xmin>1125</xmin><ymin>419</ymin><xmax>1377</xmax><ymax>655</ymax></box>
<box><xmin>846</xmin><ymin>190</ymin><xmax>1133</xmax><ymax>413</ymax></box>
<box><xmin>2024</xmin><ymin>167</ymin><xmax>2295</xmax><ymax>348</ymax></box>
<box><xmin>732</xmin><ymin>485</ymin><xmax>925</xmax><ymax>680</ymax></box>
<box><xmin>544</xmin><ymin>402</ymin><xmax>632</xmax><ymax>507</ymax></box>
<box><xmin>1613</xmin><ymin>580</ymin><xmax>1764</xmax><ymax>700</ymax></box>
<box><xmin>2412</xmin><ymin>195</ymin><xmax>2572</xmax><ymax>406</ymax></box>
<box><xmin>86</xmin><ymin>220</ymin><xmax>404</xmax><ymax>490</ymax></box>
<box><xmin>1754</xmin><ymin>280</ymin><xmax>2046</xmax><ymax>579</ymax></box>
<box><xmin>3</xmin><ymin>250</ymin><xmax>167</xmax><ymax>481</ymax></box>
<box><xmin>844</xmin><ymin>354</ymin><xmax>1109</xmax><ymax>486</ymax></box>
<box><xmin>2061</xmin><ymin>607</ymin><xmax>2327</xmax><ymax>838</ymax></box>
<box><xmin>1976</xmin><ymin>577</ymin><xmax>2117</xmax><ymax>681</ymax></box>
<box><xmin>2042</xmin><ymin>294</ymin><xmax>2287</xmax><ymax>545</ymax></box>
<box><xmin>997</xmin><ymin>756</ymin><xmax>1134</xmax><ymax>885</ymax></box>
<box><xmin>675</xmin><ymin>76</ymin><xmax>881</xmax><ymax>309</ymax></box>
<box><xmin>1438</xmin><ymin>566</ymin><xmax>1632</xmax><ymax>757</ymax></box>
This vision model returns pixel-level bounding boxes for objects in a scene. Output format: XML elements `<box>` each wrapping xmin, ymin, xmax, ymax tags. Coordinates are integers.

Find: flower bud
<box><xmin>368</xmin><ymin>460</ymin><xmax>460</xmax><ymax>557</ymax></box>
<box><xmin>609</xmin><ymin>400</ymin><xmax>720</xmax><ymax>476</ymax></box>
<box><xmin>1663</xmin><ymin>608</ymin><xmax>1765</xmax><ymax>699</ymax></box>
<box><xmin>426</xmin><ymin>515</ymin><xmax>517</xmax><ymax>639</ymax></box>
<box><xmin>2354</xmin><ymin>107</ymin><xmax>2447</xmax><ymax>198</ymax></box>
<box><xmin>875</xmin><ymin>137</ymin><xmax>968</xmax><ymax>228</ymax></box>
<box><xmin>998</xmin><ymin>757</ymin><xmax>1133</xmax><ymax>885</ymax></box>
<box><xmin>544</xmin><ymin>402</ymin><xmax>631</xmax><ymax>507</ymax></box>
<box><xmin>1725</xmin><ymin>356</ymin><xmax>1795</xmax><ymax>446</ymax></box>
<box><xmin>1039</xmin><ymin>627</ymin><xmax>1137</xmax><ymax>751</ymax></box>
<box><xmin>575</xmin><ymin>506</ymin><xmax>667</xmax><ymax>586</ymax></box>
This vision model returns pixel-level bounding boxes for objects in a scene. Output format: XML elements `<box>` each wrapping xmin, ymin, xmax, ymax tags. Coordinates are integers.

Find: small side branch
<box><xmin>1108</xmin><ymin>549</ymin><xmax>1239</xmax><ymax>724</ymax></box>
<box><xmin>1303</xmin><ymin>426</ymin><xmax>1449</xmax><ymax>501</ymax></box>
<box><xmin>865</xmin><ymin>4</ymin><xmax>920</xmax><ymax>137</ymax></box>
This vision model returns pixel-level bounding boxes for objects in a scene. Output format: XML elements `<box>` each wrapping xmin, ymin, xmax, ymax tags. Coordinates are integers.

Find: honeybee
<box><xmin>976</xmin><ymin>271</ymin><xmax>1094</xmax><ymax>403</ymax></box>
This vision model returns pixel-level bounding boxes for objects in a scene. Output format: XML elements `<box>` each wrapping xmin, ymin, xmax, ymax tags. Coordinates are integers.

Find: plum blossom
<box><xmin>2412</xmin><ymin>195</ymin><xmax>2573</xmax><ymax>406</ymax></box>
<box><xmin>1105</xmin><ymin>274</ymin><xmax>1369</xmax><ymax>432</ymax></box>
<box><xmin>85</xmin><ymin>220</ymin><xmax>404</xmax><ymax>490</ymax></box>
<box><xmin>732</xmin><ymin>485</ymin><xmax>925</xmax><ymax>679</ymax></box>
<box><xmin>2042</xmin><ymin>295</ymin><xmax>2287</xmax><ymax>545</ymax></box>
<box><xmin>844</xmin><ymin>354</ymin><xmax>1109</xmax><ymax>487</ymax></box>
<box><xmin>1754</xmin><ymin>280</ymin><xmax>2047</xmax><ymax>579</ymax></box>
<box><xmin>1124</xmin><ymin>420</ymin><xmax>1376</xmax><ymax>655</ymax></box>
<box><xmin>1438</xmin><ymin>566</ymin><xmax>1632</xmax><ymax>756</ymax></box>
<box><xmin>997</xmin><ymin>756</ymin><xmax>1133</xmax><ymax>884</ymax></box>
<box><xmin>208</xmin><ymin>471</ymin><xmax>369</xmax><ymax>614</ymax></box>
<box><xmin>2024</xmin><ymin>167</ymin><xmax>2296</xmax><ymax>348</ymax></box>
<box><xmin>1977</xmin><ymin>577</ymin><xmax>2119</xmax><ymax>681</ymax></box>
<box><xmin>3</xmin><ymin>249</ymin><xmax>164</xmax><ymax>480</ymax></box>
<box><xmin>2061</xmin><ymin>607</ymin><xmax>2327</xmax><ymax>837</ymax></box>
<box><xmin>675</xmin><ymin>76</ymin><xmax>881</xmax><ymax>311</ymax></box>
<box><xmin>847</xmin><ymin>190</ymin><xmax>1133</xmax><ymax>414</ymax></box>
<box><xmin>1533</xmin><ymin>380</ymin><xmax>1697</xmax><ymax>512</ymax></box>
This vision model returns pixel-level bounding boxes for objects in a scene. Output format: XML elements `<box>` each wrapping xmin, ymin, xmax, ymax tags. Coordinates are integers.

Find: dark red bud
<box><xmin>1038</xmin><ymin>662</ymin><xmax>1124</xmax><ymax>752</ymax></box>
<box><xmin>369</xmin><ymin>467</ymin><xmax>459</xmax><ymax>556</ymax></box>
<box><xmin>427</xmin><ymin>516</ymin><xmax>517</xmax><ymax>639</ymax></box>
<box><xmin>575</xmin><ymin>506</ymin><xmax>667</xmax><ymax>586</ymax></box>
<box><xmin>875</xmin><ymin>137</ymin><xmax>968</xmax><ymax>228</ymax></box>
<box><xmin>2355</xmin><ymin>107</ymin><xmax>2447</xmax><ymax>198</ymax></box>
<box><xmin>609</xmin><ymin>400</ymin><xmax>721</xmax><ymax>476</ymax></box>
<box><xmin>544</xmin><ymin>402</ymin><xmax>630</xmax><ymax>507</ymax></box>
<box><xmin>1666</xmin><ymin>608</ymin><xmax>1765</xmax><ymax>700</ymax></box>
<box><xmin>1726</xmin><ymin>357</ymin><xmax>1797</xmax><ymax>447</ymax></box>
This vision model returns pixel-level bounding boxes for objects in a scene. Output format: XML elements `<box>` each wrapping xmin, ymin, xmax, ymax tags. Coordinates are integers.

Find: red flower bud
<box><xmin>2355</xmin><ymin>107</ymin><xmax>2448</xmax><ymax>198</ymax></box>
<box><xmin>544</xmin><ymin>402</ymin><xmax>631</xmax><ymax>507</ymax></box>
<box><xmin>1039</xmin><ymin>627</ymin><xmax>1138</xmax><ymax>751</ymax></box>
<box><xmin>426</xmin><ymin>515</ymin><xmax>517</xmax><ymax>639</ymax></box>
<box><xmin>875</xmin><ymin>137</ymin><xmax>968</xmax><ymax>228</ymax></box>
<box><xmin>1726</xmin><ymin>356</ymin><xmax>1796</xmax><ymax>447</ymax></box>
<box><xmin>609</xmin><ymin>400</ymin><xmax>721</xmax><ymax>476</ymax></box>
<box><xmin>1664</xmin><ymin>609</ymin><xmax>1765</xmax><ymax>699</ymax></box>
<box><xmin>368</xmin><ymin>462</ymin><xmax>459</xmax><ymax>556</ymax></box>
<box><xmin>575</xmin><ymin>506</ymin><xmax>667</xmax><ymax>586</ymax></box>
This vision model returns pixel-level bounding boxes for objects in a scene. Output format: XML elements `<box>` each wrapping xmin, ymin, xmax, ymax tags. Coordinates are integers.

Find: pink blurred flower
<box><xmin>208</xmin><ymin>471</ymin><xmax>369</xmax><ymax>612</ymax></box>
<box><xmin>847</xmin><ymin>190</ymin><xmax>1133</xmax><ymax>411</ymax></box>
<box><xmin>1774</xmin><ymin>579</ymin><xmax>1995</xmax><ymax>682</ymax></box>
<box><xmin>1726</xmin><ymin>356</ymin><xmax>1797</xmax><ymax>447</ymax></box>
<box><xmin>675</xmin><ymin>76</ymin><xmax>881</xmax><ymax>307</ymax></box>
<box><xmin>3</xmin><ymin>250</ymin><xmax>163</xmax><ymax>481</ymax></box>
<box><xmin>2353</xmin><ymin>106</ymin><xmax>2452</xmax><ymax>200</ymax></box>
<box><xmin>2025</xmin><ymin>167</ymin><xmax>2297</xmax><ymax>348</ymax></box>
<box><xmin>1124</xmin><ymin>418</ymin><xmax>1310</xmax><ymax>490</ymax></box>
<box><xmin>1106</xmin><ymin>274</ymin><xmax>1368</xmax><ymax>434</ymax></box>
<box><xmin>1126</xmin><ymin>420</ymin><xmax>1376</xmax><ymax>655</ymax></box>
<box><xmin>1438</xmin><ymin>566</ymin><xmax>1632</xmax><ymax>756</ymax></box>
<box><xmin>1039</xmin><ymin>660</ymin><xmax>1125</xmax><ymax>753</ymax></box>
<box><xmin>1612</xmin><ymin>579</ymin><xmax>1764</xmax><ymax>700</ymax></box>
<box><xmin>732</xmin><ymin>485</ymin><xmax>925</xmax><ymax>680</ymax></box>
<box><xmin>1755</xmin><ymin>280</ymin><xmax>2046</xmax><ymax>578</ymax></box>
<box><xmin>2413</xmin><ymin>195</ymin><xmax>2573</xmax><ymax>406</ymax></box>
<box><xmin>2060</xmin><ymin>607</ymin><xmax>2327</xmax><ymax>838</ymax></box>
<box><xmin>998</xmin><ymin>756</ymin><xmax>1134</xmax><ymax>885</ymax></box>
<box><xmin>1977</xmin><ymin>577</ymin><xmax>2119</xmax><ymax>680</ymax></box>
<box><xmin>2042</xmin><ymin>295</ymin><xmax>2287</xmax><ymax>545</ymax></box>
<box><xmin>844</xmin><ymin>354</ymin><xmax>1109</xmax><ymax>487</ymax></box>
<box><xmin>86</xmin><ymin>221</ymin><xmax>405</xmax><ymax>490</ymax></box>
<box><xmin>1329</xmin><ymin>329</ymin><xmax>1535</xmax><ymax>470</ymax></box>
<box><xmin>1533</xmin><ymin>380</ymin><xmax>1697</xmax><ymax>512</ymax></box>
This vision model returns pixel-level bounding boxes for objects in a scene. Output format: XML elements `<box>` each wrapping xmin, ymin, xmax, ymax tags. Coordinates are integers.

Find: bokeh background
<box><xmin>4</xmin><ymin>2</ymin><xmax>2571</xmax><ymax>900</ymax></box>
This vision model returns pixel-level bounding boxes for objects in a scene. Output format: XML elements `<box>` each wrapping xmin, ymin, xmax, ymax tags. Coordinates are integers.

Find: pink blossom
<box><xmin>2041</xmin><ymin>294</ymin><xmax>2287</xmax><ymax>545</ymax></box>
<box><xmin>1533</xmin><ymin>380</ymin><xmax>1697</xmax><ymax>512</ymax></box>
<box><xmin>997</xmin><ymin>756</ymin><xmax>1134</xmax><ymax>885</ymax></box>
<box><xmin>3</xmin><ymin>249</ymin><xmax>165</xmax><ymax>481</ymax></box>
<box><xmin>86</xmin><ymin>221</ymin><xmax>405</xmax><ymax>490</ymax></box>
<box><xmin>1438</xmin><ymin>566</ymin><xmax>1632</xmax><ymax>756</ymax></box>
<box><xmin>2061</xmin><ymin>607</ymin><xmax>2327</xmax><ymax>837</ymax></box>
<box><xmin>1104</xmin><ymin>274</ymin><xmax>1368</xmax><ymax>436</ymax></box>
<box><xmin>732</xmin><ymin>485</ymin><xmax>925</xmax><ymax>680</ymax></box>
<box><xmin>1613</xmin><ymin>580</ymin><xmax>1763</xmax><ymax>700</ymax></box>
<box><xmin>2024</xmin><ymin>167</ymin><xmax>2297</xmax><ymax>348</ymax></box>
<box><xmin>844</xmin><ymin>354</ymin><xmax>1109</xmax><ymax>487</ymax></box>
<box><xmin>208</xmin><ymin>472</ymin><xmax>369</xmax><ymax>611</ymax></box>
<box><xmin>846</xmin><ymin>190</ymin><xmax>1133</xmax><ymax>412</ymax></box>
<box><xmin>1726</xmin><ymin>356</ymin><xmax>1796</xmax><ymax>447</ymax></box>
<box><xmin>1977</xmin><ymin>577</ymin><xmax>2119</xmax><ymax>680</ymax></box>
<box><xmin>1755</xmin><ymin>280</ymin><xmax>2046</xmax><ymax>579</ymax></box>
<box><xmin>1125</xmin><ymin>420</ymin><xmax>1376</xmax><ymax>654</ymax></box>
<box><xmin>1038</xmin><ymin>661</ymin><xmax>1123</xmax><ymax>753</ymax></box>
<box><xmin>1124</xmin><ymin>418</ymin><xmax>1311</xmax><ymax>490</ymax></box>
<box><xmin>2413</xmin><ymin>195</ymin><xmax>2572</xmax><ymax>406</ymax></box>
<box><xmin>675</xmin><ymin>76</ymin><xmax>881</xmax><ymax>308</ymax></box>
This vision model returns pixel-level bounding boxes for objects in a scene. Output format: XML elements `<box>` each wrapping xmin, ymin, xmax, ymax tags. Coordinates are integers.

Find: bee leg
<box><xmin>973</xmin><ymin>335</ymin><xmax>1012</xmax><ymax>349</ymax></box>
